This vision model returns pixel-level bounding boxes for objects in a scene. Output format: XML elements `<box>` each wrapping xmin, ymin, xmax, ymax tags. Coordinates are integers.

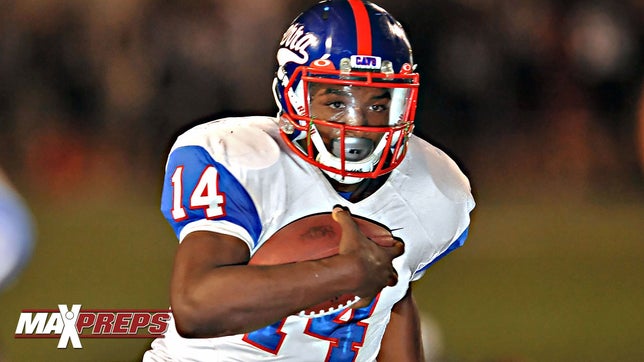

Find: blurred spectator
<box><xmin>0</xmin><ymin>0</ymin><xmax>642</xmax><ymax>196</ymax></box>
<box><xmin>0</xmin><ymin>169</ymin><xmax>34</xmax><ymax>291</ymax></box>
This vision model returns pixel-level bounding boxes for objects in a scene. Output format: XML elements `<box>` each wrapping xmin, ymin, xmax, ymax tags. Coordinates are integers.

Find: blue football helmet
<box><xmin>273</xmin><ymin>0</ymin><xmax>419</xmax><ymax>184</ymax></box>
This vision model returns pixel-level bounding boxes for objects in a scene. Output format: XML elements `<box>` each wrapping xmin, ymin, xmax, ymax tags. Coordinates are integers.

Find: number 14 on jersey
<box><xmin>170</xmin><ymin>165</ymin><xmax>226</xmax><ymax>221</ymax></box>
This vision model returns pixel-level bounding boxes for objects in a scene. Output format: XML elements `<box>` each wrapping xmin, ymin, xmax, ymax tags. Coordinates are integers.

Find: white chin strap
<box><xmin>310</xmin><ymin>130</ymin><xmax>388</xmax><ymax>184</ymax></box>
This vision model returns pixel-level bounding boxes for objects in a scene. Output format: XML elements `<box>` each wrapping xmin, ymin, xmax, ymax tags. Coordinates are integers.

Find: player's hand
<box><xmin>332</xmin><ymin>205</ymin><xmax>404</xmax><ymax>307</ymax></box>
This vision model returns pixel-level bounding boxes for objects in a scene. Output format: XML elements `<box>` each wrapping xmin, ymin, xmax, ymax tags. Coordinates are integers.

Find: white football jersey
<box><xmin>144</xmin><ymin>116</ymin><xmax>474</xmax><ymax>362</ymax></box>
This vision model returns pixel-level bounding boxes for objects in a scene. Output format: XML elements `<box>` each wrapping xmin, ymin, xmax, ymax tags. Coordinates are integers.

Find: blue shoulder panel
<box><xmin>418</xmin><ymin>227</ymin><xmax>469</xmax><ymax>273</ymax></box>
<box><xmin>160</xmin><ymin>145</ymin><xmax>262</xmax><ymax>244</ymax></box>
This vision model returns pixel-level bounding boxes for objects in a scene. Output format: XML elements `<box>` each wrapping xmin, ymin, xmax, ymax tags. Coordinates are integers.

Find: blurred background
<box><xmin>0</xmin><ymin>0</ymin><xmax>642</xmax><ymax>361</ymax></box>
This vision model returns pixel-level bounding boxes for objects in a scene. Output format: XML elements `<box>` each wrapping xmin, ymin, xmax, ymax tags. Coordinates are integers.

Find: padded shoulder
<box><xmin>171</xmin><ymin>116</ymin><xmax>282</xmax><ymax>170</ymax></box>
<box><xmin>406</xmin><ymin>136</ymin><xmax>473</xmax><ymax>205</ymax></box>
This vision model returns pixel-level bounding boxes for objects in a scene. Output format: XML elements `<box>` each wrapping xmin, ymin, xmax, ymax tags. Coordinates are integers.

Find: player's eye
<box><xmin>326</xmin><ymin>101</ymin><xmax>346</xmax><ymax>110</ymax></box>
<box><xmin>369</xmin><ymin>103</ymin><xmax>388</xmax><ymax>112</ymax></box>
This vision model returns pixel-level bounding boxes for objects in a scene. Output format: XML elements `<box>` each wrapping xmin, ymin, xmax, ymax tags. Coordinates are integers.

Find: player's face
<box><xmin>308</xmin><ymin>83</ymin><xmax>391</xmax><ymax>151</ymax></box>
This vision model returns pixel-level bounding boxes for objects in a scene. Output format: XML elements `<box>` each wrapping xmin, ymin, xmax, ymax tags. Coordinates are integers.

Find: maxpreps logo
<box><xmin>15</xmin><ymin>304</ymin><xmax>170</xmax><ymax>349</ymax></box>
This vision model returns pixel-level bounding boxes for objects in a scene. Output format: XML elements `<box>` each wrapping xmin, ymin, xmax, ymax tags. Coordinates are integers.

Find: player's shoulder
<box><xmin>172</xmin><ymin>116</ymin><xmax>280</xmax><ymax>149</ymax></box>
<box><xmin>403</xmin><ymin>135</ymin><xmax>473</xmax><ymax>203</ymax></box>
<box><xmin>169</xmin><ymin>116</ymin><xmax>282</xmax><ymax>169</ymax></box>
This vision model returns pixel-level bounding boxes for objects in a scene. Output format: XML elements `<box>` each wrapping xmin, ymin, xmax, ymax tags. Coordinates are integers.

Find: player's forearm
<box><xmin>377</xmin><ymin>287</ymin><xmax>424</xmax><ymax>361</ymax></box>
<box><xmin>171</xmin><ymin>254</ymin><xmax>361</xmax><ymax>338</ymax></box>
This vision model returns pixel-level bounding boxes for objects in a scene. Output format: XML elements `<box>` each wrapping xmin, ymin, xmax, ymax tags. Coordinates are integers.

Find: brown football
<box><xmin>248</xmin><ymin>212</ymin><xmax>395</xmax><ymax>317</ymax></box>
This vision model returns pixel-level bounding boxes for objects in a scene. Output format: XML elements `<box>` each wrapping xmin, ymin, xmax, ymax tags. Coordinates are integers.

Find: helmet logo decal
<box><xmin>350</xmin><ymin>55</ymin><xmax>381</xmax><ymax>70</ymax></box>
<box><xmin>277</xmin><ymin>24</ymin><xmax>319</xmax><ymax>67</ymax></box>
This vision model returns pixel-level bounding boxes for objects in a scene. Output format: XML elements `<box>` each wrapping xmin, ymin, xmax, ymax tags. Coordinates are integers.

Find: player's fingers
<box><xmin>387</xmin><ymin>268</ymin><xmax>399</xmax><ymax>287</ymax></box>
<box><xmin>386</xmin><ymin>238</ymin><xmax>405</xmax><ymax>258</ymax></box>
<box><xmin>332</xmin><ymin>205</ymin><xmax>360</xmax><ymax>235</ymax></box>
<box><xmin>385</xmin><ymin>239</ymin><xmax>402</xmax><ymax>287</ymax></box>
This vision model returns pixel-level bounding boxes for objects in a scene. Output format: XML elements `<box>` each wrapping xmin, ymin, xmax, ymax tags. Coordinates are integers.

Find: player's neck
<box><xmin>329</xmin><ymin>179</ymin><xmax>360</xmax><ymax>194</ymax></box>
<box><xmin>326</xmin><ymin>173</ymin><xmax>390</xmax><ymax>203</ymax></box>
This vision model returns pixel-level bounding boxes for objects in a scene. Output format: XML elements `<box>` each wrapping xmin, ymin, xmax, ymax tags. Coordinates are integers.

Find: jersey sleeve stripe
<box><xmin>412</xmin><ymin>227</ymin><xmax>470</xmax><ymax>280</ymax></box>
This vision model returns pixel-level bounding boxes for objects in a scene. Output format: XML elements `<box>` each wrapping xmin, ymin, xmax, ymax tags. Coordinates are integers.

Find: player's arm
<box><xmin>171</xmin><ymin>227</ymin><xmax>358</xmax><ymax>338</ymax></box>
<box><xmin>170</xmin><ymin>207</ymin><xmax>403</xmax><ymax>338</ymax></box>
<box><xmin>377</xmin><ymin>286</ymin><xmax>424</xmax><ymax>362</ymax></box>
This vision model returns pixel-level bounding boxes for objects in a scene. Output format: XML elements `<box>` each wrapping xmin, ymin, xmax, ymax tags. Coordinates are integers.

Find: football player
<box><xmin>144</xmin><ymin>1</ymin><xmax>475</xmax><ymax>361</ymax></box>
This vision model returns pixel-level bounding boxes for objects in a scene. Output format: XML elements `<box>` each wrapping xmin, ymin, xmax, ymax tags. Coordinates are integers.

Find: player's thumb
<box><xmin>331</xmin><ymin>205</ymin><xmax>359</xmax><ymax>234</ymax></box>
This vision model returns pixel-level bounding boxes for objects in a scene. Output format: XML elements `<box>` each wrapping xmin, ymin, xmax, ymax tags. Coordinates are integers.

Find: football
<box><xmin>248</xmin><ymin>212</ymin><xmax>395</xmax><ymax>317</ymax></box>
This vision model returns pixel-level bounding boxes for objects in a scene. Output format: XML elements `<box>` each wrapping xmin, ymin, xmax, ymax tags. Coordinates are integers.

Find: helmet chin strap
<box><xmin>310</xmin><ymin>129</ymin><xmax>388</xmax><ymax>184</ymax></box>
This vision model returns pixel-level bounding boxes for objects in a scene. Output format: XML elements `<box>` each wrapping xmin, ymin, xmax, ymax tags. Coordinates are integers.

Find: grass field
<box><xmin>0</xmin><ymin>185</ymin><xmax>642</xmax><ymax>362</ymax></box>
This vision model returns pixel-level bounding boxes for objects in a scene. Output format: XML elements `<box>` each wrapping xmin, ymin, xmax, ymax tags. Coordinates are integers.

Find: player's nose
<box><xmin>342</xmin><ymin>108</ymin><xmax>372</xmax><ymax>141</ymax></box>
<box><xmin>344</xmin><ymin>107</ymin><xmax>368</xmax><ymax>127</ymax></box>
